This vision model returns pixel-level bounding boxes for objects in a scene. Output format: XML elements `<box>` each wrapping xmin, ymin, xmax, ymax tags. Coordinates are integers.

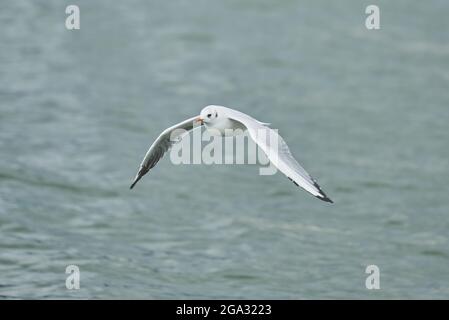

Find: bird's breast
<box><xmin>205</xmin><ymin>118</ymin><xmax>246</xmax><ymax>136</ymax></box>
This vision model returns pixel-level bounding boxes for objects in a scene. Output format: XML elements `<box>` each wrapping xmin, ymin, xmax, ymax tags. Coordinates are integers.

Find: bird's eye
<box><xmin>215</xmin><ymin>112</ymin><xmax>218</xmax><ymax>118</ymax></box>
<box><xmin>207</xmin><ymin>114</ymin><xmax>212</xmax><ymax>118</ymax></box>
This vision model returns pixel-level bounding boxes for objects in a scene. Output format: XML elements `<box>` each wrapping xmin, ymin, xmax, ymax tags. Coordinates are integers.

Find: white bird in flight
<box><xmin>130</xmin><ymin>105</ymin><xmax>333</xmax><ymax>203</ymax></box>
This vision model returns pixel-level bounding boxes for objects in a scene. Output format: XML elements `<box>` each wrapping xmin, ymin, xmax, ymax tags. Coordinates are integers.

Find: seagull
<box><xmin>130</xmin><ymin>105</ymin><xmax>333</xmax><ymax>203</ymax></box>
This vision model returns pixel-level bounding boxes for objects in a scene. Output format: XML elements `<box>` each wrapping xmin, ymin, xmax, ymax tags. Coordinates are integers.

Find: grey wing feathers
<box><xmin>222</xmin><ymin>106</ymin><xmax>332</xmax><ymax>203</ymax></box>
<box><xmin>277</xmin><ymin>136</ymin><xmax>333</xmax><ymax>203</ymax></box>
<box><xmin>130</xmin><ymin>116</ymin><xmax>199</xmax><ymax>189</ymax></box>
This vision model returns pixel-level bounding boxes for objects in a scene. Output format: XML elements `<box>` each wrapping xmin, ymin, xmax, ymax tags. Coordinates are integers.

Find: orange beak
<box><xmin>195</xmin><ymin>117</ymin><xmax>204</xmax><ymax>125</ymax></box>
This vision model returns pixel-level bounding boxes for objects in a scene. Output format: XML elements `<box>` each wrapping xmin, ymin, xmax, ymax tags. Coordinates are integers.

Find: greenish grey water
<box><xmin>1</xmin><ymin>0</ymin><xmax>448</xmax><ymax>299</ymax></box>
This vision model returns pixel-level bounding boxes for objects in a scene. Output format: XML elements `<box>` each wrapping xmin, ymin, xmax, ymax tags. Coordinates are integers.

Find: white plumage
<box><xmin>130</xmin><ymin>105</ymin><xmax>332</xmax><ymax>203</ymax></box>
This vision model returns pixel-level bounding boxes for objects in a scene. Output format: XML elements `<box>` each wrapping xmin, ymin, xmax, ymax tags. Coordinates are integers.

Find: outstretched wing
<box><xmin>130</xmin><ymin>116</ymin><xmax>200</xmax><ymax>189</ymax></box>
<box><xmin>223</xmin><ymin>107</ymin><xmax>333</xmax><ymax>203</ymax></box>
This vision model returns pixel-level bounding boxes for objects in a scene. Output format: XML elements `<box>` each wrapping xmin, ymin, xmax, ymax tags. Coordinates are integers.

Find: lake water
<box><xmin>1</xmin><ymin>0</ymin><xmax>448</xmax><ymax>299</ymax></box>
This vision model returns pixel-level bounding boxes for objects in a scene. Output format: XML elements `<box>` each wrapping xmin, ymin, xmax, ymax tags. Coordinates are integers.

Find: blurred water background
<box><xmin>1</xmin><ymin>0</ymin><xmax>448</xmax><ymax>299</ymax></box>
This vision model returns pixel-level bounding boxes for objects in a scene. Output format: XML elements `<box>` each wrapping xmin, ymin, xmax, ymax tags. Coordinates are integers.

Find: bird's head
<box><xmin>196</xmin><ymin>105</ymin><xmax>220</xmax><ymax>126</ymax></box>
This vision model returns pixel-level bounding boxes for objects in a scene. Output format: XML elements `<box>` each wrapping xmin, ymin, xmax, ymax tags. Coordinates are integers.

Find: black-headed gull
<box><xmin>130</xmin><ymin>105</ymin><xmax>333</xmax><ymax>203</ymax></box>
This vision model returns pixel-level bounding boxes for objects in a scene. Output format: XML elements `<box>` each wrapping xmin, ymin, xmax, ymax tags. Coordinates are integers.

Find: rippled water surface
<box><xmin>1</xmin><ymin>0</ymin><xmax>449</xmax><ymax>298</ymax></box>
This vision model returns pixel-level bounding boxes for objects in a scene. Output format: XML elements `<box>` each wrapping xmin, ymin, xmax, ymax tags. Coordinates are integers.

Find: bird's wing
<box><xmin>223</xmin><ymin>107</ymin><xmax>332</xmax><ymax>203</ymax></box>
<box><xmin>130</xmin><ymin>116</ymin><xmax>201</xmax><ymax>189</ymax></box>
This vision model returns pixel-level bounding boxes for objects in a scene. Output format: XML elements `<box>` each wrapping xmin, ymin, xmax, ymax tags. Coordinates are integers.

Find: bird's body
<box><xmin>130</xmin><ymin>105</ymin><xmax>333</xmax><ymax>203</ymax></box>
<box><xmin>205</xmin><ymin>116</ymin><xmax>245</xmax><ymax>136</ymax></box>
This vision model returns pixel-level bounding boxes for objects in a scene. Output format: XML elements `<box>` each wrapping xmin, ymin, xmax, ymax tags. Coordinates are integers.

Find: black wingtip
<box><xmin>130</xmin><ymin>166</ymin><xmax>149</xmax><ymax>190</ymax></box>
<box><xmin>129</xmin><ymin>175</ymin><xmax>142</xmax><ymax>190</ymax></box>
<box><xmin>288</xmin><ymin>176</ymin><xmax>334</xmax><ymax>204</ymax></box>
<box><xmin>313</xmin><ymin>181</ymin><xmax>334</xmax><ymax>204</ymax></box>
<box><xmin>317</xmin><ymin>195</ymin><xmax>334</xmax><ymax>203</ymax></box>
